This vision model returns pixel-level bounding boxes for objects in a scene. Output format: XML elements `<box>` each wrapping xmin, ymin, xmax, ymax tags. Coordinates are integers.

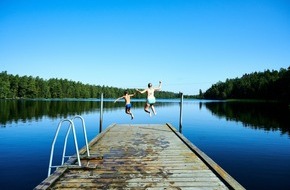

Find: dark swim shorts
<box><xmin>125</xmin><ymin>103</ymin><xmax>131</xmax><ymax>110</ymax></box>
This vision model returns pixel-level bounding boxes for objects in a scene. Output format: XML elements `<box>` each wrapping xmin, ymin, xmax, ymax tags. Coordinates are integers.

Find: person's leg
<box><xmin>144</xmin><ymin>103</ymin><xmax>151</xmax><ymax>116</ymax></box>
<box><xmin>151</xmin><ymin>105</ymin><xmax>156</xmax><ymax>115</ymax></box>
<box><xmin>130</xmin><ymin>112</ymin><xmax>134</xmax><ymax>119</ymax></box>
<box><xmin>126</xmin><ymin>107</ymin><xmax>134</xmax><ymax>119</ymax></box>
<box><xmin>128</xmin><ymin>108</ymin><xmax>134</xmax><ymax>119</ymax></box>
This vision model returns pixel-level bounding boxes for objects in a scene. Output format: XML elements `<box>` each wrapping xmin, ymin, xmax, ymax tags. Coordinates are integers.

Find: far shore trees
<box><xmin>0</xmin><ymin>71</ymin><xmax>178</xmax><ymax>99</ymax></box>
<box><xmin>203</xmin><ymin>67</ymin><xmax>290</xmax><ymax>101</ymax></box>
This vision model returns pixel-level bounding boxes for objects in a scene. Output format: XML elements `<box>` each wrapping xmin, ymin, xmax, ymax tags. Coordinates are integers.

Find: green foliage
<box><xmin>0</xmin><ymin>71</ymin><xmax>178</xmax><ymax>99</ymax></box>
<box><xmin>203</xmin><ymin>67</ymin><xmax>290</xmax><ymax>101</ymax></box>
<box><xmin>0</xmin><ymin>71</ymin><xmax>10</xmax><ymax>98</ymax></box>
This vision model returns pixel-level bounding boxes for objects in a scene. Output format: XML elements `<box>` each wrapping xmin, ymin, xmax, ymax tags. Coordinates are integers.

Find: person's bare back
<box><xmin>136</xmin><ymin>81</ymin><xmax>162</xmax><ymax>116</ymax></box>
<box><xmin>147</xmin><ymin>88</ymin><xmax>154</xmax><ymax>98</ymax></box>
<box><xmin>114</xmin><ymin>90</ymin><xmax>135</xmax><ymax>119</ymax></box>
<box><xmin>123</xmin><ymin>94</ymin><xmax>131</xmax><ymax>104</ymax></box>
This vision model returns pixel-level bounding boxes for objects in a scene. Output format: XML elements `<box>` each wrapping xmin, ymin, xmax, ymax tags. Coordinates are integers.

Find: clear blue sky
<box><xmin>1</xmin><ymin>0</ymin><xmax>289</xmax><ymax>95</ymax></box>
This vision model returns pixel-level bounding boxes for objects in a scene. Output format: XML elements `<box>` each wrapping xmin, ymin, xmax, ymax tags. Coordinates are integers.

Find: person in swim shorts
<box><xmin>114</xmin><ymin>90</ymin><xmax>135</xmax><ymax>119</ymax></box>
<box><xmin>136</xmin><ymin>81</ymin><xmax>162</xmax><ymax>116</ymax></box>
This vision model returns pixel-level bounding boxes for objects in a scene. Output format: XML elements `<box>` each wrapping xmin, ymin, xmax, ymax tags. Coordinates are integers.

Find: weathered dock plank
<box><xmin>35</xmin><ymin>123</ymin><xmax>245</xmax><ymax>190</ymax></box>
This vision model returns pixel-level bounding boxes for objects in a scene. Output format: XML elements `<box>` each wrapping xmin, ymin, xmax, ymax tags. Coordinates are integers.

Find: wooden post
<box><xmin>179</xmin><ymin>92</ymin><xmax>183</xmax><ymax>133</ymax></box>
<box><xmin>99</xmin><ymin>93</ymin><xmax>103</xmax><ymax>133</ymax></box>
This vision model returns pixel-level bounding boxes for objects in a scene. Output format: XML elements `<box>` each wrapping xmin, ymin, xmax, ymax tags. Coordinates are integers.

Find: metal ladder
<box><xmin>47</xmin><ymin>115</ymin><xmax>90</xmax><ymax>176</ymax></box>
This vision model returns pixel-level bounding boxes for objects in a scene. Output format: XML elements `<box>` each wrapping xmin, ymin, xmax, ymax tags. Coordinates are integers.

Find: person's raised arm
<box><xmin>136</xmin><ymin>88</ymin><xmax>147</xmax><ymax>94</ymax></box>
<box><xmin>129</xmin><ymin>92</ymin><xmax>136</xmax><ymax>97</ymax></box>
<box><xmin>155</xmin><ymin>81</ymin><xmax>162</xmax><ymax>91</ymax></box>
<box><xmin>114</xmin><ymin>96</ymin><xmax>123</xmax><ymax>103</ymax></box>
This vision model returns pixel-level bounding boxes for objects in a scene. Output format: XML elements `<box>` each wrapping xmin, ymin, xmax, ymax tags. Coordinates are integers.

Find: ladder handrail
<box><xmin>60</xmin><ymin>115</ymin><xmax>90</xmax><ymax>165</ymax></box>
<box><xmin>48</xmin><ymin>119</ymin><xmax>81</xmax><ymax>177</ymax></box>
<box><xmin>61</xmin><ymin>126</ymin><xmax>72</xmax><ymax>165</ymax></box>
<box><xmin>72</xmin><ymin>115</ymin><xmax>90</xmax><ymax>157</ymax></box>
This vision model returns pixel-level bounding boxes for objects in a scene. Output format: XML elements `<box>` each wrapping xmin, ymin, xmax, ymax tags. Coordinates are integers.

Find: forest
<box><xmin>0</xmin><ymin>71</ymin><xmax>179</xmax><ymax>99</ymax></box>
<box><xmin>203</xmin><ymin>67</ymin><xmax>290</xmax><ymax>101</ymax></box>
<box><xmin>1</xmin><ymin>67</ymin><xmax>289</xmax><ymax>101</ymax></box>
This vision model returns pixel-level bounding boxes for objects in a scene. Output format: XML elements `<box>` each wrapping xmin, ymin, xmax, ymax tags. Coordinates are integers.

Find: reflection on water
<box><xmin>0</xmin><ymin>99</ymin><xmax>98</xmax><ymax>126</ymax></box>
<box><xmin>0</xmin><ymin>99</ymin><xmax>176</xmax><ymax>127</ymax></box>
<box><xmin>1</xmin><ymin>99</ymin><xmax>289</xmax><ymax>136</ymax></box>
<box><xmin>204</xmin><ymin>101</ymin><xmax>290</xmax><ymax>136</ymax></box>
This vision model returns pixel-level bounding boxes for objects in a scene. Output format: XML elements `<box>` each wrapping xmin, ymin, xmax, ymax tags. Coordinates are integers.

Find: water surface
<box><xmin>0</xmin><ymin>99</ymin><xmax>289</xmax><ymax>190</ymax></box>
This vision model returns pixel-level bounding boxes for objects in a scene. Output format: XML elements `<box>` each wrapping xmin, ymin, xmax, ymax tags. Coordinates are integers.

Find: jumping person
<box><xmin>114</xmin><ymin>90</ymin><xmax>135</xmax><ymax>119</ymax></box>
<box><xmin>136</xmin><ymin>81</ymin><xmax>162</xmax><ymax>116</ymax></box>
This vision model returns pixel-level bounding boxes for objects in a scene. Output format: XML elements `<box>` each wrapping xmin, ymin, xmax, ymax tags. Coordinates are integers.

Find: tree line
<box><xmin>203</xmin><ymin>67</ymin><xmax>290</xmax><ymax>101</ymax></box>
<box><xmin>0</xmin><ymin>71</ymin><xmax>179</xmax><ymax>99</ymax></box>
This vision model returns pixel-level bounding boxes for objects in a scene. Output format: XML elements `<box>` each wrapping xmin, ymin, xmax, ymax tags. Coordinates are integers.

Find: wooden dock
<box><xmin>35</xmin><ymin>123</ymin><xmax>245</xmax><ymax>190</ymax></box>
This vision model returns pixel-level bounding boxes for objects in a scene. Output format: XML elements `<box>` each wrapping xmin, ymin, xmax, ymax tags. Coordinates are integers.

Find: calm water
<box><xmin>0</xmin><ymin>99</ymin><xmax>290</xmax><ymax>190</ymax></box>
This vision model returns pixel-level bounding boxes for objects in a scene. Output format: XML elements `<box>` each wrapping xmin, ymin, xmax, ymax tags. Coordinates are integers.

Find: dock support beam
<box><xmin>179</xmin><ymin>92</ymin><xmax>183</xmax><ymax>133</ymax></box>
<box><xmin>99</xmin><ymin>93</ymin><xmax>103</xmax><ymax>133</ymax></box>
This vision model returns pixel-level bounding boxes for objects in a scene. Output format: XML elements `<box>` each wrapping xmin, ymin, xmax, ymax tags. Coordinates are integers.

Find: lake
<box><xmin>0</xmin><ymin>99</ymin><xmax>290</xmax><ymax>190</ymax></box>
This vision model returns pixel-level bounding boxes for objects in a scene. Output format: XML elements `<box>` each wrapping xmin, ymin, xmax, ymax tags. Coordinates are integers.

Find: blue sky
<box><xmin>1</xmin><ymin>0</ymin><xmax>289</xmax><ymax>95</ymax></box>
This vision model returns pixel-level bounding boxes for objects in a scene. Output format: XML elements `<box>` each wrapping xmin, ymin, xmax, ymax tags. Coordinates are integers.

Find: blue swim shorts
<box><xmin>125</xmin><ymin>103</ymin><xmax>131</xmax><ymax>110</ymax></box>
